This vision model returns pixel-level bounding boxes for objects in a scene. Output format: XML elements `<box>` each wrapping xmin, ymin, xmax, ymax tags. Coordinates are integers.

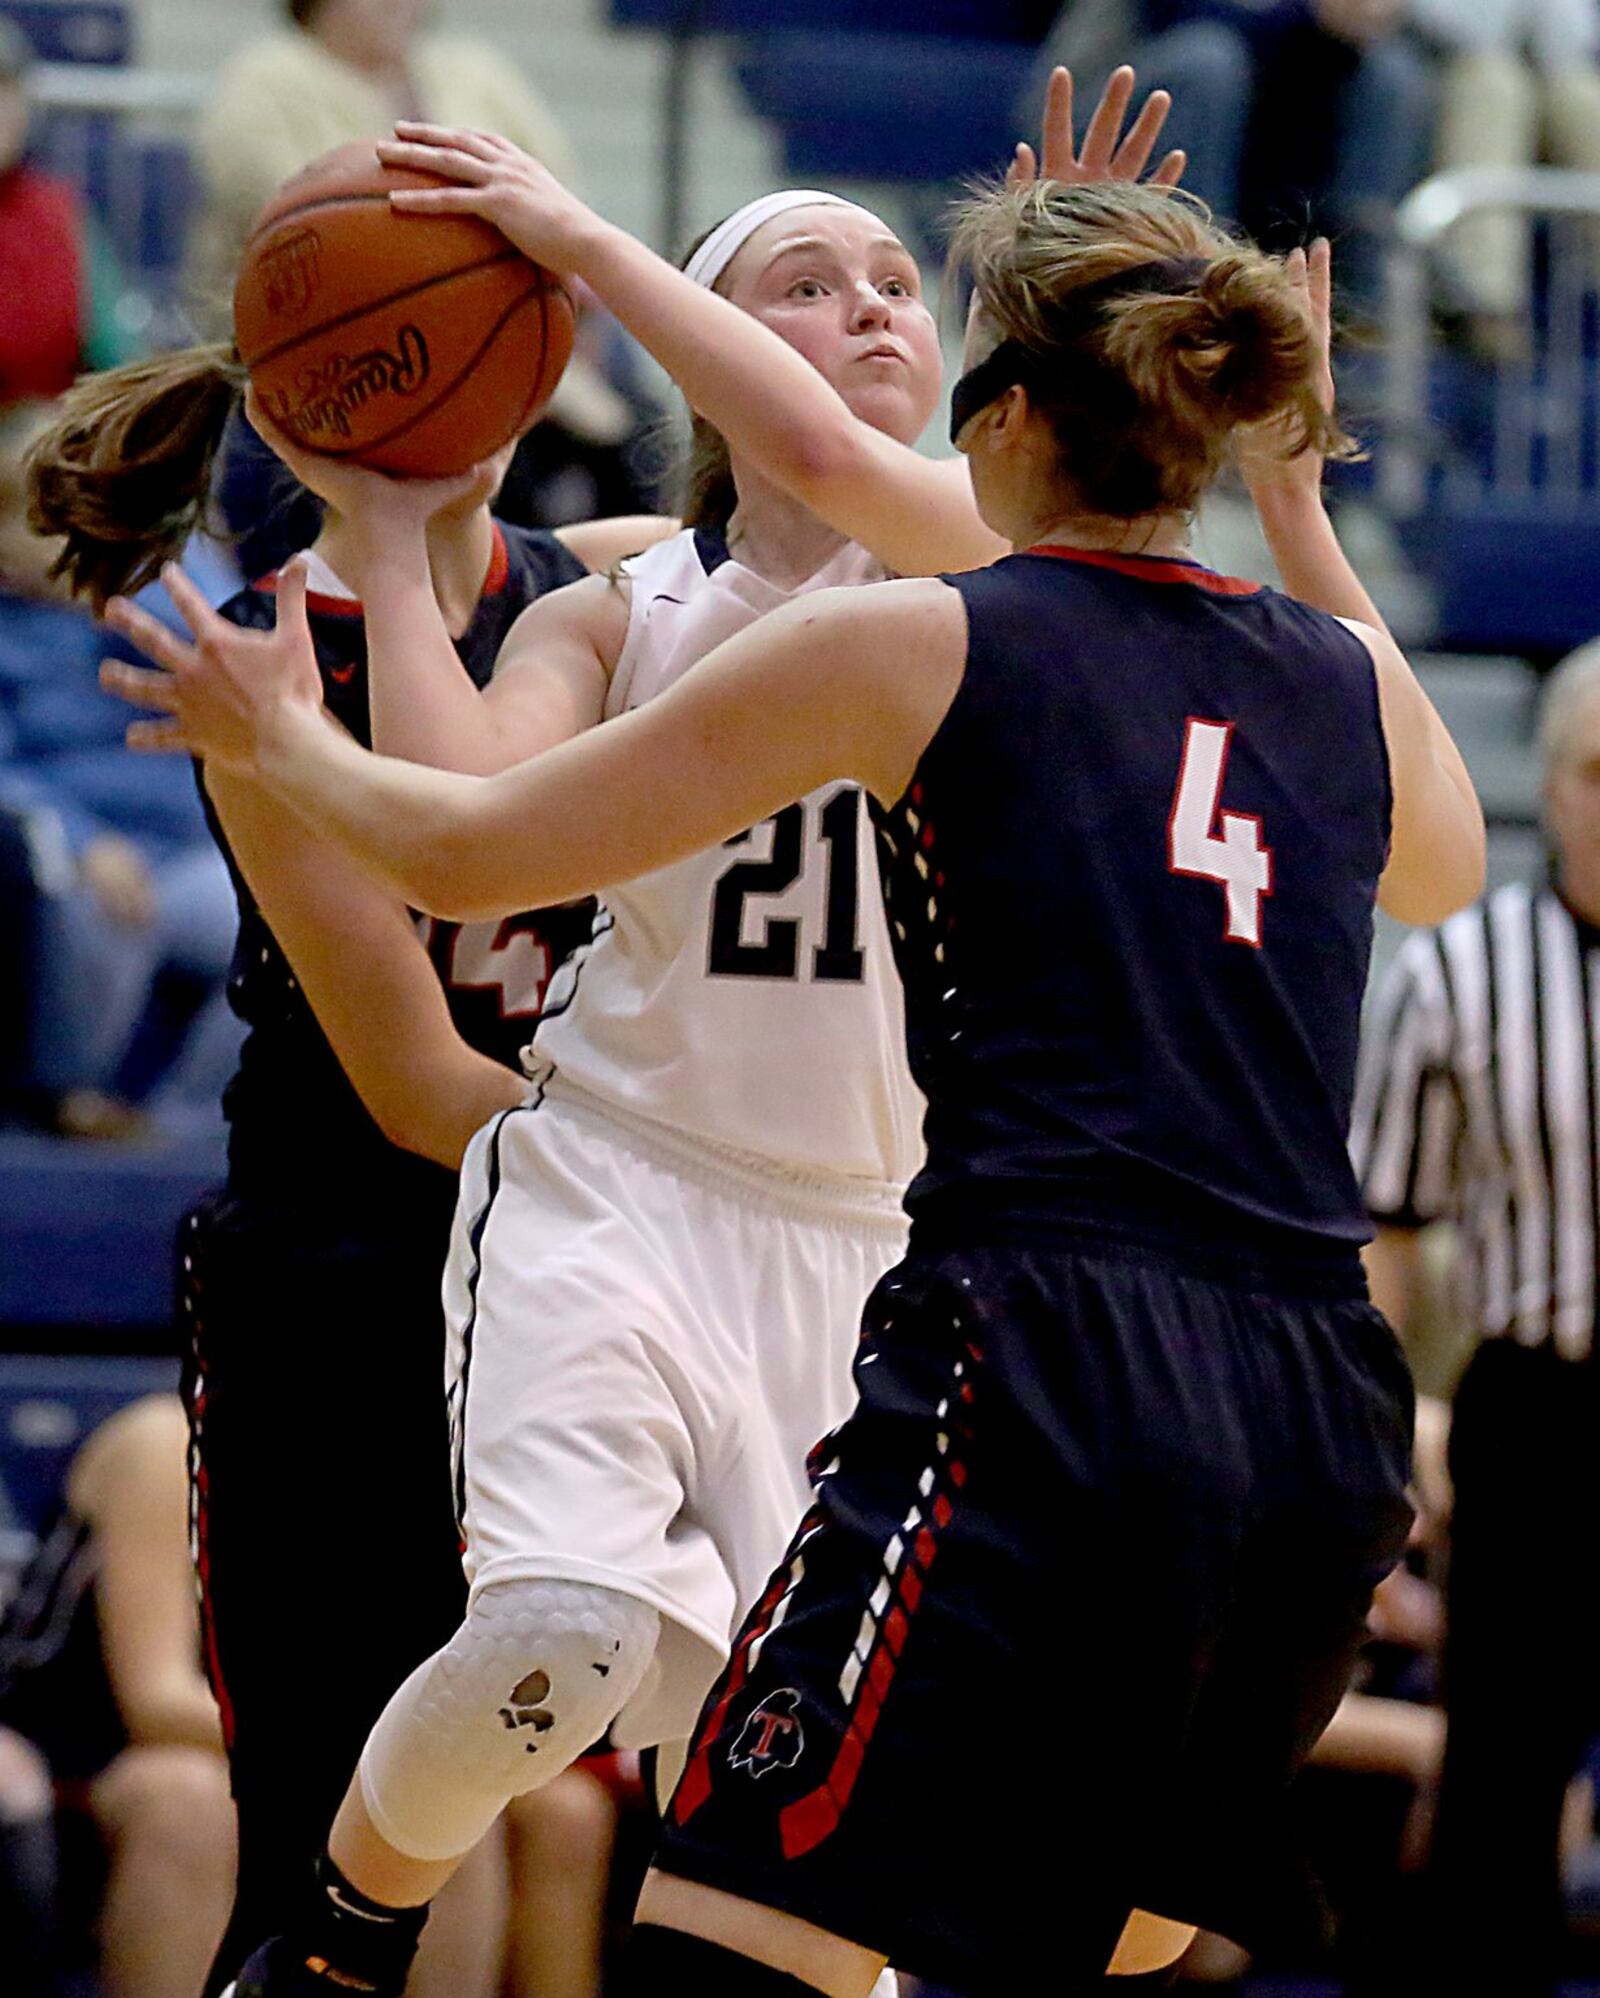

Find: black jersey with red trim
<box><xmin>876</xmin><ymin>545</ymin><xmax>1391</xmax><ymax>1252</ymax></box>
<box><xmin>207</xmin><ymin>520</ymin><xmax>593</xmax><ymax>1206</ymax></box>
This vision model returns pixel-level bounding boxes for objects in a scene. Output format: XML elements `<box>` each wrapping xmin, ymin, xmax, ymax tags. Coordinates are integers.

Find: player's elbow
<box><xmin>1390</xmin><ymin>841</ymin><xmax>1485</xmax><ymax>926</ymax></box>
<box><xmin>1378</xmin><ymin>792</ymin><xmax>1486</xmax><ymax>926</ymax></box>
<box><xmin>366</xmin><ymin>1092</ymin><xmax>438</xmax><ymax>1162</ymax></box>
<box><xmin>784</xmin><ymin>419</ymin><xmax>875</xmax><ymax>510</ymax></box>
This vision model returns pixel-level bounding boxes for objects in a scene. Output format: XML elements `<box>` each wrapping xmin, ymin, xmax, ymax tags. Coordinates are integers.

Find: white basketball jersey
<box><xmin>530</xmin><ymin>528</ymin><xmax>925</xmax><ymax>1186</ymax></box>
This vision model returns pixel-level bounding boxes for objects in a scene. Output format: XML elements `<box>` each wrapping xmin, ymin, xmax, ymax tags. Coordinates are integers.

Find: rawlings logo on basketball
<box><xmin>258</xmin><ymin>229</ymin><xmax>323</xmax><ymax>317</ymax></box>
<box><xmin>263</xmin><ymin>324</ymin><xmax>431</xmax><ymax>446</ymax></box>
<box><xmin>729</xmin><ymin>1689</ymin><xmax>805</xmax><ymax>1778</ymax></box>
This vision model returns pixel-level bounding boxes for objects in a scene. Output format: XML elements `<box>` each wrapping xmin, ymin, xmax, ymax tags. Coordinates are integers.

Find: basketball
<box><xmin>232</xmin><ymin>142</ymin><xmax>575</xmax><ymax>478</ymax></box>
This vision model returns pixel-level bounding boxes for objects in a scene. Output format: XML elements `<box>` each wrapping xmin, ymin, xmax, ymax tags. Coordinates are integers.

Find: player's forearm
<box><xmin>254</xmin><ymin>703</ymin><xmax>514</xmax><ymax>918</ymax></box>
<box><xmin>122</xmin><ymin>1675</ymin><xmax>226</xmax><ymax>1755</ymax></box>
<box><xmin>1363</xmin><ymin>1226</ymin><xmax>1422</xmax><ymax>1332</ymax></box>
<box><xmin>356</xmin><ymin>1041</ymin><xmax>526</xmax><ymax>1168</ymax></box>
<box><xmin>1309</xmin><ymin>1692</ymin><xmax>1444</xmax><ymax>1782</ymax></box>
<box><xmin>354</xmin><ymin>531</ymin><xmax>512</xmax><ymax>775</ymax></box>
<box><xmin>569</xmin><ymin>220</ymin><xmax>865</xmax><ymax>501</ymax></box>
<box><xmin>1250</xmin><ymin>481</ymin><xmax>1389</xmax><ymax>634</ymax></box>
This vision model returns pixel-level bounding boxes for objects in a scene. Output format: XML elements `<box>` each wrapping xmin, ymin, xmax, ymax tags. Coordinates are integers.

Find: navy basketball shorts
<box><xmin>654</xmin><ymin>1229</ymin><xmax>1415</xmax><ymax>1994</ymax></box>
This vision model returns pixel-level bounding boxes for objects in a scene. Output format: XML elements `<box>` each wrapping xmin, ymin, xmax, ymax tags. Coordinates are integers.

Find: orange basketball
<box><xmin>232</xmin><ymin>142</ymin><xmax>575</xmax><ymax>478</ymax></box>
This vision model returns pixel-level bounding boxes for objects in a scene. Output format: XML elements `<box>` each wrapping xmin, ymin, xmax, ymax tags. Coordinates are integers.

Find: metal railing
<box><xmin>1383</xmin><ymin>165</ymin><xmax>1600</xmax><ymax>514</ymax></box>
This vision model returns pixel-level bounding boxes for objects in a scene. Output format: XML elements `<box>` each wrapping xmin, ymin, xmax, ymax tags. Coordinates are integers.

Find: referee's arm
<box><xmin>1349</xmin><ymin>927</ymin><xmax>1462</xmax><ymax>1335</ymax></box>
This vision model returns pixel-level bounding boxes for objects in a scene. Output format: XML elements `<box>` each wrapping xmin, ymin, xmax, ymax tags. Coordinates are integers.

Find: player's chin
<box><xmin>839</xmin><ymin>376</ymin><xmax>934</xmax><ymax>445</ymax></box>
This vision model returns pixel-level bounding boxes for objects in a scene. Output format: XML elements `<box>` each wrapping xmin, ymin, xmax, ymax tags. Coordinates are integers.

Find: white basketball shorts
<box><xmin>442</xmin><ymin>1078</ymin><xmax>909</xmax><ymax>1748</ymax></box>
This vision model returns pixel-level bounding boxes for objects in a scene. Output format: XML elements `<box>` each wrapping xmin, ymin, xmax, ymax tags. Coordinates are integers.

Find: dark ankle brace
<box><xmin>616</xmin><ymin>1924</ymin><xmax>827</xmax><ymax>1995</ymax></box>
<box><xmin>301</xmin><ymin>1855</ymin><xmax>429</xmax><ymax>1994</ymax></box>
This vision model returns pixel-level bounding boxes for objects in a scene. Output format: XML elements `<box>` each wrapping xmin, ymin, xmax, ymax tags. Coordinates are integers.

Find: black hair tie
<box><xmin>948</xmin><ymin>254</ymin><xmax>1209</xmax><ymax>446</ymax></box>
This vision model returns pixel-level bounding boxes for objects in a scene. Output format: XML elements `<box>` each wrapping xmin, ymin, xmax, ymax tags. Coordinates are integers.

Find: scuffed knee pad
<box><xmin>358</xmin><ymin>1579</ymin><xmax>658</xmax><ymax>1862</ymax></box>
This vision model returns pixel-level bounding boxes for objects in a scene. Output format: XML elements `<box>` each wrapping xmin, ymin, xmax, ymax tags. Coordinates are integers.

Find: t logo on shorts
<box><xmin>729</xmin><ymin>1688</ymin><xmax>805</xmax><ymax>1778</ymax></box>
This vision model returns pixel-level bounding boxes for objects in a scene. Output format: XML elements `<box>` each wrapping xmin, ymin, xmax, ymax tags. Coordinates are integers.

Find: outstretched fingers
<box><xmin>126</xmin><ymin>719</ymin><xmax>191</xmax><ymax>755</ymax></box>
<box><xmin>102</xmin><ymin>595</ymin><xmax>200</xmax><ymax>676</ymax></box>
<box><xmin>100</xmin><ymin>657</ymin><xmax>181</xmax><ymax>713</ymax></box>
<box><xmin>1307</xmin><ymin>236</ymin><xmax>1333</xmax><ymax>339</ymax></box>
<box><xmin>1032</xmin><ymin>65</ymin><xmax>1185</xmax><ymax>190</ymax></box>
<box><xmin>1078</xmin><ymin>65</ymin><xmax>1136</xmax><ymax>177</ymax></box>
<box><xmin>1036</xmin><ymin>65</ymin><xmax>1075</xmax><ymax>180</ymax></box>
<box><xmin>273</xmin><ymin>554</ymin><xmax>312</xmax><ymax>640</ymax></box>
<box><xmin>161</xmin><ymin>563</ymin><xmax>230</xmax><ymax>650</ymax></box>
<box><xmin>1110</xmin><ymin>86</ymin><xmax>1171</xmax><ymax>181</ymax></box>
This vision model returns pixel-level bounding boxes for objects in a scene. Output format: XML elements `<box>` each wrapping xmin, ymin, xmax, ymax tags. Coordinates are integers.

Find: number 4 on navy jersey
<box><xmin>1167</xmin><ymin>718</ymin><xmax>1273</xmax><ymax>947</ymax></box>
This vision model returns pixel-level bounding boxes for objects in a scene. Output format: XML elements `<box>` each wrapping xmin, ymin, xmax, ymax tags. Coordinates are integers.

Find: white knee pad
<box><xmin>358</xmin><ymin>1578</ymin><xmax>658</xmax><ymax>1863</ymax></box>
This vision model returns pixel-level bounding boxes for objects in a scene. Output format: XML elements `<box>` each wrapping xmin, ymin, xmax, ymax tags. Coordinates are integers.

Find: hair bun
<box><xmin>948</xmin><ymin>181</ymin><xmax>1354</xmax><ymax>519</ymax></box>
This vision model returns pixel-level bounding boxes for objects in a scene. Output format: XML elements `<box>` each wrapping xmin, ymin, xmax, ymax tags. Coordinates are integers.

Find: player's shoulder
<box><xmin>496</xmin><ymin>564</ymin><xmax>634</xmax><ymax>675</ymax></box>
<box><xmin>625</xmin><ymin>523</ymin><xmax>722</xmax><ymax>588</ymax></box>
<box><xmin>807</xmin><ymin>573</ymin><xmax>962</xmax><ymax>627</ymax></box>
<box><xmin>494</xmin><ymin>519</ymin><xmax>589</xmax><ymax>601</ymax></box>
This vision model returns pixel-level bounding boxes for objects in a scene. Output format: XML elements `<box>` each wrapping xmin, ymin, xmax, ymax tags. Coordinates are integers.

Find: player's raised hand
<box><xmin>244</xmin><ymin>387</ymin><xmax>487</xmax><ymax>553</ymax></box>
<box><xmin>1008</xmin><ymin>66</ymin><xmax>1185</xmax><ymax>192</ymax></box>
<box><xmin>379</xmin><ymin>124</ymin><xmax>601</xmax><ymax>273</ymax></box>
<box><xmin>1233</xmin><ymin>238</ymin><xmax>1338</xmax><ymax>499</ymax></box>
<box><xmin>101</xmin><ymin>559</ymin><xmax>326</xmax><ymax>774</ymax></box>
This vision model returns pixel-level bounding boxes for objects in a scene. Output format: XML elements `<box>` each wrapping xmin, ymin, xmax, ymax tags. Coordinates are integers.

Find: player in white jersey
<box><xmin>529</xmin><ymin>526</ymin><xmax>920</xmax><ymax>1182</ymax></box>
<box><xmin>177</xmin><ymin>116</ymin><xmax>1056</xmax><ymax>1998</ymax></box>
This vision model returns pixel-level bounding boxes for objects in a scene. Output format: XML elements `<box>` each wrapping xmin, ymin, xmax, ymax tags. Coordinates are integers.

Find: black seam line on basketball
<box><xmin>242</xmin><ymin>187</ymin><xmax>488</xmax><ymax>242</ymax></box>
<box><xmin>243</xmin><ymin>245</ymin><xmax>532</xmax><ymax>372</ymax></box>
<box><xmin>293</xmin><ymin>283</ymin><xmax>547</xmax><ymax>459</ymax></box>
<box><xmin>506</xmin><ymin>271</ymin><xmax>553</xmax><ymax>440</ymax></box>
<box><xmin>243</xmin><ymin>189</ymin><xmax>394</xmax><ymax>243</ymax></box>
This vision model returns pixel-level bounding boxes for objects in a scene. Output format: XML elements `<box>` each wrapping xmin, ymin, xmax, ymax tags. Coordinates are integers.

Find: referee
<box><xmin>1352</xmin><ymin>641</ymin><xmax>1600</xmax><ymax>1998</ymax></box>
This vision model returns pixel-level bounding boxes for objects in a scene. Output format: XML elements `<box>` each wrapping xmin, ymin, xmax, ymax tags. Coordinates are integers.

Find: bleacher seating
<box><xmin>731</xmin><ymin>31</ymin><xmax>1029</xmax><ymax>187</ymax></box>
<box><xmin>609</xmin><ymin>1</ymin><xmax>1045</xmax><ymax>37</ymax></box>
<box><xmin>0</xmin><ymin>1126</ymin><xmax>223</xmax><ymax>1336</ymax></box>
<box><xmin>0</xmin><ymin>1</ymin><xmax>128</xmax><ymax>66</ymax></box>
<box><xmin>609</xmin><ymin>0</ymin><xmax>1045</xmax><ymax>236</ymax></box>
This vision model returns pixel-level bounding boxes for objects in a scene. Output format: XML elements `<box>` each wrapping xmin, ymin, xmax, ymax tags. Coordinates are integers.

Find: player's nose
<box><xmin>847</xmin><ymin>281</ymin><xmax>892</xmax><ymax>331</ymax></box>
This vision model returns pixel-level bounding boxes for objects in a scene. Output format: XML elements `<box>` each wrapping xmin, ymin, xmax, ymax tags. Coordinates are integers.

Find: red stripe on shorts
<box><xmin>778</xmin><ymin>1339</ymin><xmax>983</xmax><ymax>1861</ymax></box>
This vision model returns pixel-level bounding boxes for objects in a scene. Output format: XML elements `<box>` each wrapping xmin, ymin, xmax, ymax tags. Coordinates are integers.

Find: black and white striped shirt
<box><xmin>1351</xmin><ymin>878</ymin><xmax>1600</xmax><ymax>1359</ymax></box>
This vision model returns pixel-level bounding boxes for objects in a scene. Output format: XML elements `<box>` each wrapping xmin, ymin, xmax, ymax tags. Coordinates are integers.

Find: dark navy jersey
<box><xmin>874</xmin><ymin>545</ymin><xmax>1391</xmax><ymax>1255</ymax></box>
<box><xmin>205</xmin><ymin>521</ymin><xmax>594</xmax><ymax>1208</ymax></box>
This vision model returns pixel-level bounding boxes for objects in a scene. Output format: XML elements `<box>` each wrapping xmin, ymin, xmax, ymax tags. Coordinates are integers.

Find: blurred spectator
<box><xmin>0</xmin><ymin>1395</ymin><xmax>234</xmax><ymax>1998</ymax></box>
<box><xmin>1411</xmin><ymin>0</ymin><xmax>1600</xmax><ymax>347</ymax></box>
<box><xmin>1022</xmin><ymin>2</ymin><xmax>1432</xmax><ymax>309</ymax></box>
<box><xmin>1351</xmin><ymin>637</ymin><xmax>1600</xmax><ymax>1997</ymax></box>
<box><xmin>0</xmin><ymin>1724</ymin><xmax>59</xmax><ymax>1998</ymax></box>
<box><xmin>185</xmin><ymin>0</ymin><xmax>579</xmax><ymax>335</ymax></box>
<box><xmin>185</xmin><ymin>0</ymin><xmax>661</xmax><ymax>538</ymax></box>
<box><xmin>0</xmin><ymin>404</ymin><xmax>240</xmax><ymax>1135</ymax></box>
<box><xmin>0</xmin><ymin>18</ymin><xmax>141</xmax><ymax>405</ymax></box>
<box><xmin>493</xmin><ymin>290</ymin><xmax>666</xmax><ymax>532</ymax></box>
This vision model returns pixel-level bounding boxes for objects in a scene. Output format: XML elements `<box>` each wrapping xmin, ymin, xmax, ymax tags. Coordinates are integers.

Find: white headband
<box><xmin>683</xmin><ymin>189</ymin><xmax>866</xmax><ymax>291</ymax></box>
